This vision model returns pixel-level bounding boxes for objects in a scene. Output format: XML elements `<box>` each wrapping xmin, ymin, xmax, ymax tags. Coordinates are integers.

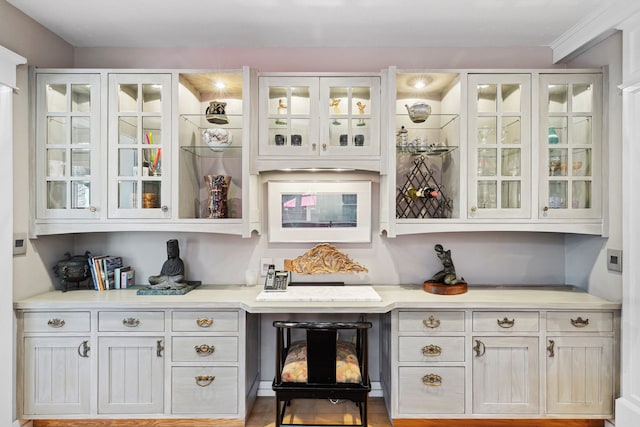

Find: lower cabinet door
<box><xmin>98</xmin><ymin>336</ymin><xmax>164</xmax><ymax>414</ymax></box>
<box><xmin>472</xmin><ymin>336</ymin><xmax>539</xmax><ymax>414</ymax></box>
<box><xmin>171</xmin><ymin>366</ymin><xmax>239</xmax><ymax>415</ymax></box>
<box><xmin>398</xmin><ymin>366</ymin><xmax>465</xmax><ymax>415</ymax></box>
<box><xmin>546</xmin><ymin>336</ymin><xmax>614</xmax><ymax>415</ymax></box>
<box><xmin>23</xmin><ymin>336</ymin><xmax>91</xmax><ymax>416</ymax></box>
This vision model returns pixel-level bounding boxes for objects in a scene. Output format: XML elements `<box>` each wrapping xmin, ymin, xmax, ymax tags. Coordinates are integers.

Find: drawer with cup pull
<box><xmin>23</xmin><ymin>311</ymin><xmax>91</xmax><ymax>333</ymax></box>
<box><xmin>98</xmin><ymin>311</ymin><xmax>164</xmax><ymax>332</ymax></box>
<box><xmin>172</xmin><ymin>311</ymin><xmax>239</xmax><ymax>332</ymax></box>
<box><xmin>171</xmin><ymin>336</ymin><xmax>238</xmax><ymax>362</ymax></box>
<box><xmin>398</xmin><ymin>311</ymin><xmax>465</xmax><ymax>333</ymax></box>
<box><xmin>546</xmin><ymin>311</ymin><xmax>613</xmax><ymax>332</ymax></box>
<box><xmin>171</xmin><ymin>366</ymin><xmax>238</xmax><ymax>414</ymax></box>
<box><xmin>472</xmin><ymin>311</ymin><xmax>539</xmax><ymax>332</ymax></box>
<box><xmin>398</xmin><ymin>336</ymin><xmax>465</xmax><ymax>362</ymax></box>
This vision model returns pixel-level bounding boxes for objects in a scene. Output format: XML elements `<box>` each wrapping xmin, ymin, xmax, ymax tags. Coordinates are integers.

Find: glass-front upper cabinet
<box><xmin>467</xmin><ymin>74</ymin><xmax>531</xmax><ymax>219</ymax></box>
<box><xmin>35</xmin><ymin>73</ymin><xmax>101</xmax><ymax>219</ymax></box>
<box><xmin>108</xmin><ymin>74</ymin><xmax>172</xmax><ymax>219</ymax></box>
<box><xmin>177</xmin><ymin>69</ymin><xmax>249</xmax><ymax>235</ymax></box>
<box><xmin>387</xmin><ymin>70</ymin><xmax>461</xmax><ymax>237</ymax></box>
<box><xmin>258</xmin><ymin>75</ymin><xmax>380</xmax><ymax>160</ymax></box>
<box><xmin>539</xmin><ymin>74</ymin><xmax>602</xmax><ymax>220</ymax></box>
<box><xmin>259</xmin><ymin>76</ymin><xmax>319</xmax><ymax>157</ymax></box>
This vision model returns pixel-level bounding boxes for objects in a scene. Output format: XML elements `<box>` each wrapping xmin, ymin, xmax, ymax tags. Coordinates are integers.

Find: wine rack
<box><xmin>396</xmin><ymin>155</ymin><xmax>453</xmax><ymax>219</ymax></box>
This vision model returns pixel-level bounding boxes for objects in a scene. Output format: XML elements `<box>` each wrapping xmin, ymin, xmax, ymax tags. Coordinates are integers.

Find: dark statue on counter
<box><xmin>428</xmin><ymin>244</ymin><xmax>466</xmax><ymax>286</ymax></box>
<box><xmin>148</xmin><ymin>239</ymin><xmax>186</xmax><ymax>290</ymax></box>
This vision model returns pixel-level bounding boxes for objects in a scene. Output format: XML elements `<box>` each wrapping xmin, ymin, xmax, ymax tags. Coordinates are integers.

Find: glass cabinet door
<box><xmin>36</xmin><ymin>74</ymin><xmax>101</xmax><ymax>219</ymax></box>
<box><xmin>468</xmin><ymin>74</ymin><xmax>531</xmax><ymax>219</ymax></box>
<box><xmin>319</xmin><ymin>77</ymin><xmax>380</xmax><ymax>156</ymax></box>
<box><xmin>259</xmin><ymin>76</ymin><xmax>319</xmax><ymax>156</ymax></box>
<box><xmin>108</xmin><ymin>74</ymin><xmax>172</xmax><ymax>219</ymax></box>
<box><xmin>539</xmin><ymin>74</ymin><xmax>602</xmax><ymax>219</ymax></box>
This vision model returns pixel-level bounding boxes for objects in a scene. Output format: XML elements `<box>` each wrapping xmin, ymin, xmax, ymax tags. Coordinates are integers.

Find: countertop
<box><xmin>13</xmin><ymin>285</ymin><xmax>621</xmax><ymax>313</ymax></box>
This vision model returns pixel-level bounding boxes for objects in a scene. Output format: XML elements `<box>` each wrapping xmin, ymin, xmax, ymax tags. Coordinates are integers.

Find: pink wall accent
<box><xmin>74</xmin><ymin>46</ymin><xmax>563</xmax><ymax>71</ymax></box>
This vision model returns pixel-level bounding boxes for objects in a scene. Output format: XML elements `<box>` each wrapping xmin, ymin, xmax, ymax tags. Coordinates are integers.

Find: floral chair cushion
<box><xmin>281</xmin><ymin>340</ymin><xmax>362</xmax><ymax>383</ymax></box>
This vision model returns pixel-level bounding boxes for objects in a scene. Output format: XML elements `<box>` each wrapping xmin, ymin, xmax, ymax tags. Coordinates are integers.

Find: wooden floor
<box><xmin>31</xmin><ymin>397</ymin><xmax>606</xmax><ymax>427</ymax></box>
<box><xmin>247</xmin><ymin>397</ymin><xmax>391</xmax><ymax>427</ymax></box>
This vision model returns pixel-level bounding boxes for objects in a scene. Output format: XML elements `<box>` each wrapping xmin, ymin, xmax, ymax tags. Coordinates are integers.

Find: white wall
<box><xmin>564</xmin><ymin>32</ymin><xmax>623</xmax><ymax>302</ymax></box>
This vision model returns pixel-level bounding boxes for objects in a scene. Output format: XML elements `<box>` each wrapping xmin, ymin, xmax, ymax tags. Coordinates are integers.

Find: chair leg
<box><xmin>275</xmin><ymin>397</ymin><xmax>280</xmax><ymax>427</ymax></box>
<box><xmin>361</xmin><ymin>396</ymin><xmax>368</xmax><ymax>427</ymax></box>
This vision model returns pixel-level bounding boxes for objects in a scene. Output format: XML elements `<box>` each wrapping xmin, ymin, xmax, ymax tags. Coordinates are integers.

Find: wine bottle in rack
<box><xmin>406</xmin><ymin>187</ymin><xmax>439</xmax><ymax>200</ymax></box>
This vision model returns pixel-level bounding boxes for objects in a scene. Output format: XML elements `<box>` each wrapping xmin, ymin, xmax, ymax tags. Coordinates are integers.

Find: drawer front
<box><xmin>172</xmin><ymin>336</ymin><xmax>238</xmax><ymax>362</ymax></box>
<box><xmin>23</xmin><ymin>311</ymin><xmax>90</xmax><ymax>333</ymax></box>
<box><xmin>398</xmin><ymin>311</ymin><xmax>465</xmax><ymax>332</ymax></box>
<box><xmin>547</xmin><ymin>311</ymin><xmax>613</xmax><ymax>332</ymax></box>
<box><xmin>398</xmin><ymin>366</ymin><xmax>465</xmax><ymax>414</ymax></box>
<box><xmin>473</xmin><ymin>311</ymin><xmax>539</xmax><ymax>332</ymax></box>
<box><xmin>98</xmin><ymin>311</ymin><xmax>165</xmax><ymax>332</ymax></box>
<box><xmin>172</xmin><ymin>311</ymin><xmax>239</xmax><ymax>332</ymax></box>
<box><xmin>399</xmin><ymin>336</ymin><xmax>465</xmax><ymax>362</ymax></box>
<box><xmin>171</xmin><ymin>366</ymin><xmax>238</xmax><ymax>414</ymax></box>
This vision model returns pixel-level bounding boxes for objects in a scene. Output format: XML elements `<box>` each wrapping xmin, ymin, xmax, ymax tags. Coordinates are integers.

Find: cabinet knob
<box><xmin>89</xmin><ymin>206</ymin><xmax>97</xmax><ymax>213</ymax></box>
<box><xmin>194</xmin><ymin>344</ymin><xmax>215</xmax><ymax>355</ymax></box>
<box><xmin>497</xmin><ymin>317</ymin><xmax>515</xmax><ymax>328</ymax></box>
<box><xmin>422</xmin><ymin>315</ymin><xmax>441</xmax><ymax>329</ymax></box>
<box><xmin>473</xmin><ymin>339</ymin><xmax>486</xmax><ymax>357</ymax></box>
<box><xmin>156</xmin><ymin>339</ymin><xmax>164</xmax><ymax>357</ymax></box>
<box><xmin>322</xmin><ymin>143</ymin><xmax>327</xmax><ymax>151</ymax></box>
<box><xmin>197</xmin><ymin>318</ymin><xmax>213</xmax><ymax>328</ymax></box>
<box><xmin>543</xmin><ymin>206</ymin><xmax>549</xmax><ymax>215</ymax></box>
<box><xmin>161</xmin><ymin>205</ymin><xmax>168</xmax><ymax>212</ymax></box>
<box><xmin>122</xmin><ymin>317</ymin><xmax>140</xmax><ymax>327</ymax></box>
<box><xmin>77</xmin><ymin>340</ymin><xmax>90</xmax><ymax>358</ymax></box>
<box><xmin>422</xmin><ymin>344</ymin><xmax>442</xmax><ymax>357</ymax></box>
<box><xmin>470</xmin><ymin>206</ymin><xmax>477</xmax><ymax>213</ymax></box>
<box><xmin>547</xmin><ymin>339</ymin><xmax>555</xmax><ymax>357</ymax></box>
<box><xmin>570</xmin><ymin>317</ymin><xmax>589</xmax><ymax>328</ymax></box>
<box><xmin>47</xmin><ymin>318</ymin><xmax>66</xmax><ymax>328</ymax></box>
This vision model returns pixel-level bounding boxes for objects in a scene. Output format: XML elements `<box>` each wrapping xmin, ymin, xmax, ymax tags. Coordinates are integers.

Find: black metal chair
<box><xmin>272</xmin><ymin>320</ymin><xmax>372</xmax><ymax>427</ymax></box>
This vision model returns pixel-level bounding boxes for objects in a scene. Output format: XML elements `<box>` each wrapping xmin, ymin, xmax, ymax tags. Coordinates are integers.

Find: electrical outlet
<box><xmin>607</xmin><ymin>249</ymin><xmax>622</xmax><ymax>272</ymax></box>
<box><xmin>260</xmin><ymin>258</ymin><xmax>273</xmax><ymax>276</ymax></box>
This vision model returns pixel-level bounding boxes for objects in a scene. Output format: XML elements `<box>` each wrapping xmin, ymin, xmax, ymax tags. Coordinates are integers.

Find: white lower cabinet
<box><xmin>386</xmin><ymin>308</ymin><xmax>617</xmax><ymax>421</ymax></box>
<box><xmin>23</xmin><ymin>336</ymin><xmax>92</xmax><ymax>416</ymax></box>
<box><xmin>471</xmin><ymin>336</ymin><xmax>539</xmax><ymax>414</ymax></box>
<box><xmin>97</xmin><ymin>336</ymin><xmax>165</xmax><ymax>414</ymax></box>
<box><xmin>18</xmin><ymin>307</ymin><xmax>258</xmax><ymax>421</ymax></box>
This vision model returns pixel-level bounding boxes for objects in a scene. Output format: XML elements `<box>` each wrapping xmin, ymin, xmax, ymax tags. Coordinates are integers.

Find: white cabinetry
<box><xmin>34</xmin><ymin>73</ymin><xmax>101</xmax><ymax>221</ymax></box>
<box><xmin>107</xmin><ymin>73</ymin><xmax>172</xmax><ymax>219</ymax></box>
<box><xmin>257</xmin><ymin>74</ymin><xmax>380</xmax><ymax>171</ymax></box>
<box><xmin>467</xmin><ymin>74</ymin><xmax>531</xmax><ymax>219</ymax></box>
<box><xmin>545</xmin><ymin>311</ymin><xmax>614</xmax><ymax>415</ymax></box>
<box><xmin>20</xmin><ymin>311</ymin><xmax>92</xmax><ymax>416</ymax></box>
<box><xmin>18</xmin><ymin>304</ymin><xmax>259</xmax><ymax>421</ymax></box>
<box><xmin>383</xmin><ymin>306</ymin><xmax>617</xmax><ymax>421</ymax></box>
<box><xmin>538</xmin><ymin>73</ymin><xmax>603</xmax><ymax>222</ymax></box>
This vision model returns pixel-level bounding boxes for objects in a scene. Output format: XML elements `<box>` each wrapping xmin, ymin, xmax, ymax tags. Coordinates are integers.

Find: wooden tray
<box><xmin>423</xmin><ymin>281</ymin><xmax>468</xmax><ymax>295</ymax></box>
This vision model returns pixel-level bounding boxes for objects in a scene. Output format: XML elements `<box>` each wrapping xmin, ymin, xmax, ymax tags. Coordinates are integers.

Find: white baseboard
<box><xmin>257</xmin><ymin>381</ymin><xmax>383</xmax><ymax>398</ymax></box>
<box><xmin>16</xmin><ymin>420</ymin><xmax>32</xmax><ymax>427</ymax></box>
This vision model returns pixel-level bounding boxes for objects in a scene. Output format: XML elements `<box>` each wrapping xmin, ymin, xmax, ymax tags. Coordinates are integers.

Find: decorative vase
<box><xmin>204</xmin><ymin>175</ymin><xmax>231</xmax><ymax>218</ymax></box>
<box><xmin>205</xmin><ymin>100</ymin><xmax>228</xmax><ymax>124</ymax></box>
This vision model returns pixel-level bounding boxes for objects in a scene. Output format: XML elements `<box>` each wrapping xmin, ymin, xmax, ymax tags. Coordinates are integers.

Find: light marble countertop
<box><xmin>14</xmin><ymin>285</ymin><xmax>621</xmax><ymax>313</ymax></box>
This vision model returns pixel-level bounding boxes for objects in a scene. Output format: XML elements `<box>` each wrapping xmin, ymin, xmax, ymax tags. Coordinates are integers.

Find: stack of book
<box><xmin>88</xmin><ymin>255</ymin><xmax>135</xmax><ymax>290</ymax></box>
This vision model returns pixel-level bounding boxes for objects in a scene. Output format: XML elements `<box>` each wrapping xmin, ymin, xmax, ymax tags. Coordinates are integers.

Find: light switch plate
<box><xmin>13</xmin><ymin>233</ymin><xmax>27</xmax><ymax>255</ymax></box>
<box><xmin>607</xmin><ymin>249</ymin><xmax>622</xmax><ymax>272</ymax></box>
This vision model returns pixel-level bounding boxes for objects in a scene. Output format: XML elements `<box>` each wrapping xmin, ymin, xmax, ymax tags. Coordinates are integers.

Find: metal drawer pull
<box><xmin>473</xmin><ymin>339</ymin><xmax>485</xmax><ymax>357</ymax></box>
<box><xmin>497</xmin><ymin>317</ymin><xmax>515</xmax><ymax>328</ymax></box>
<box><xmin>570</xmin><ymin>317</ymin><xmax>589</xmax><ymax>328</ymax></box>
<box><xmin>547</xmin><ymin>339</ymin><xmax>555</xmax><ymax>357</ymax></box>
<box><xmin>195</xmin><ymin>344</ymin><xmax>215</xmax><ymax>355</ymax></box>
<box><xmin>195</xmin><ymin>375</ymin><xmax>215</xmax><ymax>387</ymax></box>
<box><xmin>47</xmin><ymin>318</ymin><xmax>66</xmax><ymax>328</ymax></box>
<box><xmin>156</xmin><ymin>340</ymin><xmax>164</xmax><ymax>357</ymax></box>
<box><xmin>77</xmin><ymin>340</ymin><xmax>90</xmax><ymax>358</ymax></box>
<box><xmin>122</xmin><ymin>317</ymin><xmax>140</xmax><ymax>327</ymax></box>
<box><xmin>422</xmin><ymin>344</ymin><xmax>442</xmax><ymax>357</ymax></box>
<box><xmin>422</xmin><ymin>374</ymin><xmax>442</xmax><ymax>387</ymax></box>
<box><xmin>423</xmin><ymin>315</ymin><xmax>441</xmax><ymax>329</ymax></box>
<box><xmin>197</xmin><ymin>318</ymin><xmax>213</xmax><ymax>328</ymax></box>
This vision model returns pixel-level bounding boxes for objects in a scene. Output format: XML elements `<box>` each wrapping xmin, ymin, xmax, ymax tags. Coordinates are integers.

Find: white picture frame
<box><xmin>267</xmin><ymin>181</ymin><xmax>371</xmax><ymax>243</ymax></box>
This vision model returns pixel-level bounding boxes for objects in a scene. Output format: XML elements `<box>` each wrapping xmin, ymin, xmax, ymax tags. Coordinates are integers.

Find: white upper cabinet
<box><xmin>257</xmin><ymin>74</ymin><xmax>381</xmax><ymax>171</ymax></box>
<box><xmin>107</xmin><ymin>73</ymin><xmax>172</xmax><ymax>220</ymax></box>
<box><xmin>538</xmin><ymin>73</ymin><xmax>602</xmax><ymax>222</ymax></box>
<box><xmin>467</xmin><ymin>74</ymin><xmax>531</xmax><ymax>219</ymax></box>
<box><xmin>35</xmin><ymin>73</ymin><xmax>101</xmax><ymax>220</ymax></box>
